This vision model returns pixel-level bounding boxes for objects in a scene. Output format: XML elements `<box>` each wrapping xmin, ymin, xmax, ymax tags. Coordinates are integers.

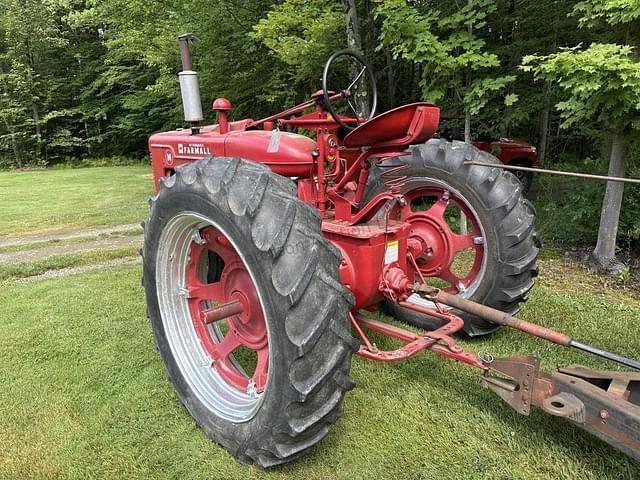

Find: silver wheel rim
<box><xmin>155</xmin><ymin>212</ymin><xmax>268</xmax><ymax>422</ymax></box>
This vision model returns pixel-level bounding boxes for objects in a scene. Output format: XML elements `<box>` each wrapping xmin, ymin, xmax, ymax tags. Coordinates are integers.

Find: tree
<box><xmin>375</xmin><ymin>0</ymin><xmax>516</xmax><ymax>142</ymax></box>
<box><xmin>0</xmin><ymin>0</ymin><xmax>70</xmax><ymax>163</ymax></box>
<box><xmin>252</xmin><ymin>0</ymin><xmax>345</xmax><ymax>107</ymax></box>
<box><xmin>523</xmin><ymin>43</ymin><xmax>640</xmax><ymax>274</ymax></box>
<box><xmin>479</xmin><ymin>0</ymin><xmax>584</xmax><ymax>165</ymax></box>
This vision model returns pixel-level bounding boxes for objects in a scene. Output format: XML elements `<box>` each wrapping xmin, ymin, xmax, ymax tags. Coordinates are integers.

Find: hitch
<box><xmin>483</xmin><ymin>357</ymin><xmax>640</xmax><ymax>461</ymax></box>
<box><xmin>351</xmin><ymin>282</ymin><xmax>640</xmax><ymax>461</ymax></box>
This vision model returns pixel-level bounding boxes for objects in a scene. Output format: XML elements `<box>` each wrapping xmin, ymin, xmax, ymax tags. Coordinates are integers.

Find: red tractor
<box><xmin>142</xmin><ymin>35</ymin><xmax>640</xmax><ymax>467</ymax></box>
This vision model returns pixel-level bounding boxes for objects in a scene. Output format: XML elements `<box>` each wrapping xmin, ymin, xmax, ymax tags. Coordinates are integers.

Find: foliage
<box><xmin>534</xmin><ymin>158</ymin><xmax>640</xmax><ymax>243</ymax></box>
<box><xmin>574</xmin><ymin>0</ymin><xmax>640</xmax><ymax>28</ymax></box>
<box><xmin>252</xmin><ymin>0</ymin><xmax>346</xmax><ymax>105</ymax></box>
<box><xmin>0</xmin><ymin>0</ymin><xmax>628</xmax><ymax>168</ymax></box>
<box><xmin>522</xmin><ymin>43</ymin><xmax>640</xmax><ymax>132</ymax></box>
<box><xmin>0</xmin><ymin>0</ymin><xmax>639</xmax><ymax>252</ymax></box>
<box><xmin>375</xmin><ymin>0</ymin><xmax>515</xmax><ymax>118</ymax></box>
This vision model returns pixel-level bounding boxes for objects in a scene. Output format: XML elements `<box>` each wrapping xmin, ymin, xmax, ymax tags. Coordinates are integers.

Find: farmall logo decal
<box><xmin>177</xmin><ymin>143</ymin><xmax>212</xmax><ymax>156</ymax></box>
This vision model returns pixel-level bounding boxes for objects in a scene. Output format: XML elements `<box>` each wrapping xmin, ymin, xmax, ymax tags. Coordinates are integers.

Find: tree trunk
<box><xmin>464</xmin><ymin>111</ymin><xmax>472</xmax><ymax>144</ymax></box>
<box><xmin>84</xmin><ymin>118</ymin><xmax>92</xmax><ymax>156</ymax></box>
<box><xmin>344</xmin><ymin>0</ymin><xmax>363</xmax><ymax>52</ymax></box>
<box><xmin>536</xmin><ymin>86</ymin><xmax>550</xmax><ymax>168</ymax></box>
<box><xmin>32</xmin><ymin>102</ymin><xmax>42</xmax><ymax>160</ymax></box>
<box><xmin>464</xmin><ymin>8</ymin><xmax>473</xmax><ymax>144</ymax></box>
<box><xmin>591</xmin><ymin>128</ymin><xmax>627</xmax><ymax>275</ymax></box>
<box><xmin>384</xmin><ymin>47</ymin><xmax>396</xmax><ymax>108</ymax></box>
<box><xmin>2</xmin><ymin>118</ymin><xmax>21</xmax><ymax>167</ymax></box>
<box><xmin>0</xmin><ymin>64</ymin><xmax>22</xmax><ymax>166</ymax></box>
<box><xmin>461</xmin><ymin>11</ymin><xmax>474</xmax><ymax>234</ymax></box>
<box><xmin>343</xmin><ymin>0</ymin><xmax>369</xmax><ymax>117</ymax></box>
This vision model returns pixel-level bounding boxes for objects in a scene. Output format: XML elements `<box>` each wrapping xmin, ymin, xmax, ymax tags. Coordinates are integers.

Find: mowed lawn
<box><xmin>0</xmin><ymin>166</ymin><xmax>639</xmax><ymax>479</ymax></box>
<box><xmin>1</xmin><ymin>263</ymin><xmax>640</xmax><ymax>479</ymax></box>
<box><xmin>0</xmin><ymin>166</ymin><xmax>153</xmax><ymax>237</ymax></box>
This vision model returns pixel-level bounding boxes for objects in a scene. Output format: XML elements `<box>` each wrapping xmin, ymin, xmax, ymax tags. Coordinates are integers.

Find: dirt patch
<box><xmin>15</xmin><ymin>257</ymin><xmax>141</xmax><ymax>283</ymax></box>
<box><xmin>537</xmin><ymin>252</ymin><xmax>640</xmax><ymax>306</ymax></box>
<box><xmin>0</xmin><ymin>235</ymin><xmax>143</xmax><ymax>265</ymax></box>
<box><xmin>0</xmin><ymin>223</ymin><xmax>141</xmax><ymax>249</ymax></box>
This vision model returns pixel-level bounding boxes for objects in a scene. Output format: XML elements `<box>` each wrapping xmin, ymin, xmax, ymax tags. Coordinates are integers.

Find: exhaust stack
<box><xmin>177</xmin><ymin>33</ymin><xmax>203</xmax><ymax>133</ymax></box>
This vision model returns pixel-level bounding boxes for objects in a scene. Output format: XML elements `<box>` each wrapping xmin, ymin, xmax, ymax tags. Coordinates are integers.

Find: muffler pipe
<box><xmin>178</xmin><ymin>33</ymin><xmax>203</xmax><ymax>132</ymax></box>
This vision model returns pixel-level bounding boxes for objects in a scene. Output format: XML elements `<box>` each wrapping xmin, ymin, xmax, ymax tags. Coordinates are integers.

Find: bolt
<box><xmin>247</xmin><ymin>380</ymin><xmax>258</xmax><ymax>398</ymax></box>
<box><xmin>192</xmin><ymin>231</ymin><xmax>206</xmax><ymax>245</ymax></box>
<box><xmin>442</xmin><ymin>190</ymin><xmax>450</xmax><ymax>201</ymax></box>
<box><xmin>600</xmin><ymin>409</ymin><xmax>609</xmax><ymax>420</ymax></box>
<box><xmin>473</xmin><ymin>236</ymin><xmax>484</xmax><ymax>245</ymax></box>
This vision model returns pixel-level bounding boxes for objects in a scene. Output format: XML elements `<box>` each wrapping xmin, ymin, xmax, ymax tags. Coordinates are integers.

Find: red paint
<box><xmin>148</xmin><ymin>87</ymin><xmax>487</xmax><ymax>370</ymax></box>
<box><xmin>343</xmin><ymin>103</ymin><xmax>440</xmax><ymax>148</ymax></box>
<box><xmin>399</xmin><ymin>187</ymin><xmax>484</xmax><ymax>293</ymax></box>
<box><xmin>322</xmin><ymin>218</ymin><xmax>410</xmax><ymax>308</ymax></box>
<box><xmin>352</xmin><ymin>311</ymin><xmax>484</xmax><ymax>369</ymax></box>
<box><xmin>185</xmin><ymin>226</ymin><xmax>269</xmax><ymax>392</ymax></box>
<box><xmin>212</xmin><ymin>98</ymin><xmax>232</xmax><ymax>134</ymax></box>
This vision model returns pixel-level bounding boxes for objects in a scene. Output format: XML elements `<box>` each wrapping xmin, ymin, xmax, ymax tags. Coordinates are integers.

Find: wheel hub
<box><xmin>182</xmin><ymin>227</ymin><xmax>269</xmax><ymax>394</ymax></box>
<box><xmin>223</xmin><ymin>264</ymin><xmax>268</xmax><ymax>349</ymax></box>
<box><xmin>406</xmin><ymin>214</ymin><xmax>453</xmax><ymax>276</ymax></box>
<box><xmin>398</xmin><ymin>185</ymin><xmax>486</xmax><ymax>295</ymax></box>
<box><xmin>161</xmin><ymin>218</ymin><xmax>271</xmax><ymax>406</ymax></box>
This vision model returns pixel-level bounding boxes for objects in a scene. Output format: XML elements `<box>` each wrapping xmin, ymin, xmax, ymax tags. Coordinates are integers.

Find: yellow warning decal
<box><xmin>384</xmin><ymin>240</ymin><xmax>399</xmax><ymax>265</ymax></box>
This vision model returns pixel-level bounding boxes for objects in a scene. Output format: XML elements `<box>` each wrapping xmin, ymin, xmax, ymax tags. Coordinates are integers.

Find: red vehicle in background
<box><xmin>474</xmin><ymin>137</ymin><xmax>538</xmax><ymax>191</ymax></box>
<box><xmin>441</xmin><ymin>126</ymin><xmax>538</xmax><ymax>191</ymax></box>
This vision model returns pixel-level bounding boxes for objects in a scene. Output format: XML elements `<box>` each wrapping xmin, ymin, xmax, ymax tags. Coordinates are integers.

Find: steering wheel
<box><xmin>322</xmin><ymin>50</ymin><xmax>377</xmax><ymax>131</ymax></box>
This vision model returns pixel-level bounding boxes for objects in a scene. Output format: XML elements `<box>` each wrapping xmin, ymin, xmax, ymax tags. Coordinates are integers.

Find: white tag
<box><xmin>267</xmin><ymin>129</ymin><xmax>281</xmax><ymax>153</ymax></box>
<box><xmin>406</xmin><ymin>293</ymin><xmax>437</xmax><ymax>310</ymax></box>
<box><xmin>384</xmin><ymin>240</ymin><xmax>399</xmax><ymax>264</ymax></box>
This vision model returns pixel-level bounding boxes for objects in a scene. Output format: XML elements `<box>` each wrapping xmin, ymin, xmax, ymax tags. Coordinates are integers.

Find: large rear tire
<box><xmin>142</xmin><ymin>157</ymin><xmax>358</xmax><ymax>467</ymax></box>
<box><xmin>364</xmin><ymin>139</ymin><xmax>539</xmax><ymax>336</ymax></box>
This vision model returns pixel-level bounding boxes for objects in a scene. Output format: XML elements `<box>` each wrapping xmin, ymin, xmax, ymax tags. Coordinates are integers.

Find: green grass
<box><xmin>0</xmin><ymin>165</ymin><xmax>637</xmax><ymax>478</ymax></box>
<box><xmin>0</xmin><ymin>261</ymin><xmax>638</xmax><ymax>479</ymax></box>
<box><xmin>0</xmin><ymin>166</ymin><xmax>154</xmax><ymax>237</ymax></box>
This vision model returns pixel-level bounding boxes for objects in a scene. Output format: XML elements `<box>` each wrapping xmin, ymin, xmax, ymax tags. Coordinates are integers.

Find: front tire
<box><xmin>364</xmin><ymin>139</ymin><xmax>539</xmax><ymax>336</ymax></box>
<box><xmin>142</xmin><ymin>157</ymin><xmax>358</xmax><ymax>467</ymax></box>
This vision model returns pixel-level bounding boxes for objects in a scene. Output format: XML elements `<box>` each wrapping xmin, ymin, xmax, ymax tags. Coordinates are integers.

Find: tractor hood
<box><xmin>148</xmin><ymin>123</ymin><xmax>316</xmax><ymax>190</ymax></box>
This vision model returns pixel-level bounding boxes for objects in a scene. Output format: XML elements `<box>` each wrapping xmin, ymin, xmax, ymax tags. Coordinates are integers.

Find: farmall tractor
<box><xmin>142</xmin><ymin>35</ymin><xmax>640</xmax><ymax>467</ymax></box>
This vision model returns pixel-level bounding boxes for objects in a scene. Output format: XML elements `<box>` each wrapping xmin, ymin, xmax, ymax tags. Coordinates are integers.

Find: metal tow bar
<box><xmin>412</xmin><ymin>284</ymin><xmax>640</xmax><ymax>461</ymax></box>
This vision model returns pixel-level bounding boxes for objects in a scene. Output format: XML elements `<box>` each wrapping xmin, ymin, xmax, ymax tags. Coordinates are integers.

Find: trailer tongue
<box><xmin>352</xmin><ymin>283</ymin><xmax>640</xmax><ymax>461</ymax></box>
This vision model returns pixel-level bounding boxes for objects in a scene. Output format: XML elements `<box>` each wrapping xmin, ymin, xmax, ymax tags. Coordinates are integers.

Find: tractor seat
<box><xmin>343</xmin><ymin>102</ymin><xmax>441</xmax><ymax>149</ymax></box>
